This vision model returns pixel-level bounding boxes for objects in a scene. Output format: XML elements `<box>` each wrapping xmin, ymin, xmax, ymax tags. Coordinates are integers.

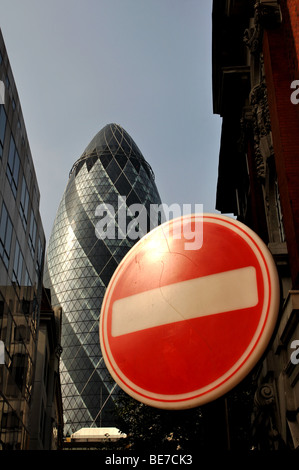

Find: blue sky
<box><xmin>0</xmin><ymin>0</ymin><xmax>222</xmax><ymax>241</ymax></box>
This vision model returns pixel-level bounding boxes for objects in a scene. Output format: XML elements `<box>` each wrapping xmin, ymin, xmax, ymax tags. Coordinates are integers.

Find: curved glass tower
<box><xmin>44</xmin><ymin>123</ymin><xmax>162</xmax><ymax>434</ymax></box>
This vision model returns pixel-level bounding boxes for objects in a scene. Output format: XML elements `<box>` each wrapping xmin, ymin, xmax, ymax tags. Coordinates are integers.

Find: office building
<box><xmin>212</xmin><ymin>0</ymin><xmax>299</xmax><ymax>449</ymax></box>
<box><xmin>44</xmin><ymin>123</ymin><xmax>162</xmax><ymax>435</ymax></box>
<box><xmin>29</xmin><ymin>287</ymin><xmax>64</xmax><ymax>449</ymax></box>
<box><xmin>0</xmin><ymin>29</ymin><xmax>46</xmax><ymax>449</ymax></box>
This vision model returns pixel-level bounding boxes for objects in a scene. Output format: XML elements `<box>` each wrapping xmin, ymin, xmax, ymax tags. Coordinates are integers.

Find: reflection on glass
<box><xmin>44</xmin><ymin>123</ymin><xmax>162</xmax><ymax>435</ymax></box>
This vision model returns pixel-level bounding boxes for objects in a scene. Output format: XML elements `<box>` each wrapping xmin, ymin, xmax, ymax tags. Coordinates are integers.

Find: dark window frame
<box><xmin>6</xmin><ymin>134</ymin><xmax>20</xmax><ymax>198</ymax></box>
<box><xmin>0</xmin><ymin>202</ymin><xmax>13</xmax><ymax>269</ymax></box>
<box><xmin>28</xmin><ymin>209</ymin><xmax>37</xmax><ymax>258</ymax></box>
<box><xmin>12</xmin><ymin>239</ymin><xmax>24</xmax><ymax>286</ymax></box>
<box><xmin>19</xmin><ymin>175</ymin><xmax>30</xmax><ymax>229</ymax></box>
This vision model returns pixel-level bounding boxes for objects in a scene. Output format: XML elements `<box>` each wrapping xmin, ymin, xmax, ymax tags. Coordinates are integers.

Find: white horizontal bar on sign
<box><xmin>111</xmin><ymin>266</ymin><xmax>258</xmax><ymax>337</ymax></box>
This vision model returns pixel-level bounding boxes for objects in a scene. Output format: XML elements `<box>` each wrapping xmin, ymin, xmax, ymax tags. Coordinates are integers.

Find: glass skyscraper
<box><xmin>44</xmin><ymin>123</ymin><xmax>162</xmax><ymax>435</ymax></box>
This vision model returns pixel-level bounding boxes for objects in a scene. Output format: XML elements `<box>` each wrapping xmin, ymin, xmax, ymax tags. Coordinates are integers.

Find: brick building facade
<box><xmin>212</xmin><ymin>0</ymin><xmax>299</xmax><ymax>449</ymax></box>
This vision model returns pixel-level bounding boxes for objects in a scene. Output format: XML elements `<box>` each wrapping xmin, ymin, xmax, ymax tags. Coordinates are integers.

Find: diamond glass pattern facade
<box><xmin>44</xmin><ymin>123</ymin><xmax>162</xmax><ymax>434</ymax></box>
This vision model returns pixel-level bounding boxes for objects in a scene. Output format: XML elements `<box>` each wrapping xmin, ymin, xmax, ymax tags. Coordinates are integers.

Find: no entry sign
<box><xmin>99</xmin><ymin>213</ymin><xmax>280</xmax><ymax>409</ymax></box>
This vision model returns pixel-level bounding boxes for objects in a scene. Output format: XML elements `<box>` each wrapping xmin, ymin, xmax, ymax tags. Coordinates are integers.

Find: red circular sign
<box><xmin>99</xmin><ymin>213</ymin><xmax>280</xmax><ymax>409</ymax></box>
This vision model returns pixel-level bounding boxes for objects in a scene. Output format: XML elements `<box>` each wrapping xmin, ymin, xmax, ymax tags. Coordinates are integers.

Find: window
<box><xmin>12</xmin><ymin>240</ymin><xmax>23</xmax><ymax>286</ymax></box>
<box><xmin>14</xmin><ymin>325</ymin><xmax>29</xmax><ymax>343</ymax></box>
<box><xmin>6</xmin><ymin>135</ymin><xmax>20</xmax><ymax>198</ymax></box>
<box><xmin>36</xmin><ymin>236</ymin><xmax>44</xmax><ymax>278</ymax></box>
<box><xmin>12</xmin><ymin>353</ymin><xmax>27</xmax><ymax>392</ymax></box>
<box><xmin>24</xmin><ymin>269</ymin><xmax>32</xmax><ymax>287</ymax></box>
<box><xmin>28</xmin><ymin>210</ymin><xmax>36</xmax><ymax>258</ymax></box>
<box><xmin>1</xmin><ymin>410</ymin><xmax>20</xmax><ymax>430</ymax></box>
<box><xmin>0</xmin><ymin>203</ymin><xmax>13</xmax><ymax>269</ymax></box>
<box><xmin>0</xmin><ymin>105</ymin><xmax>7</xmax><ymax>157</ymax></box>
<box><xmin>19</xmin><ymin>176</ymin><xmax>29</xmax><ymax>229</ymax></box>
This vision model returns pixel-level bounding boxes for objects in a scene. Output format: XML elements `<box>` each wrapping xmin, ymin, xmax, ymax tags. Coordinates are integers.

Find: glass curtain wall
<box><xmin>44</xmin><ymin>123</ymin><xmax>162</xmax><ymax>435</ymax></box>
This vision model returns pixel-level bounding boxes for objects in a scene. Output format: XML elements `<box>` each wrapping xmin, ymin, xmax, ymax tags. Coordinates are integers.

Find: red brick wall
<box><xmin>263</xmin><ymin>0</ymin><xmax>299</xmax><ymax>288</ymax></box>
<box><xmin>285</xmin><ymin>0</ymin><xmax>299</xmax><ymax>80</ymax></box>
